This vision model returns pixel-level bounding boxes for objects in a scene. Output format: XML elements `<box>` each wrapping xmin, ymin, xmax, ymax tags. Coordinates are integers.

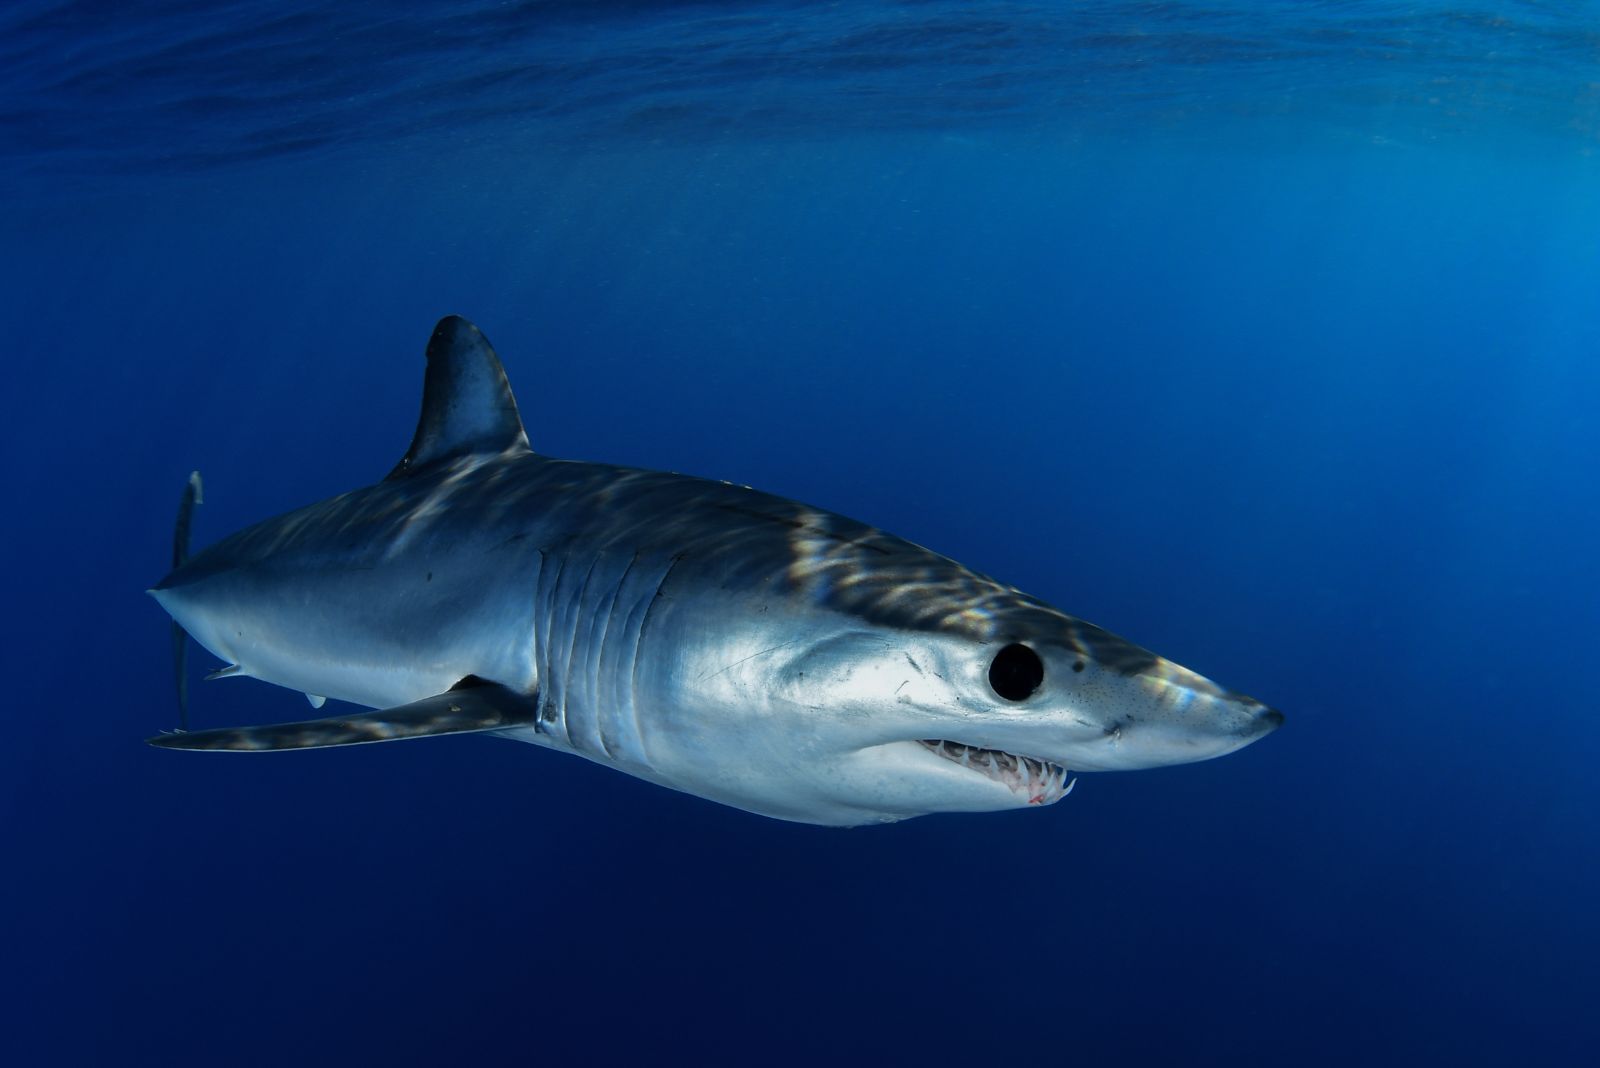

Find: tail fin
<box><xmin>171</xmin><ymin>471</ymin><xmax>203</xmax><ymax>731</ymax></box>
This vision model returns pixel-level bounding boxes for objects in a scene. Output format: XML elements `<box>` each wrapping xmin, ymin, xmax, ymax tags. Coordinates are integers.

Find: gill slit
<box><xmin>536</xmin><ymin>547</ymin><xmax>568</xmax><ymax>740</ymax></box>
<box><xmin>561</xmin><ymin>552</ymin><xmax>605</xmax><ymax>753</ymax></box>
<box><xmin>628</xmin><ymin>553</ymin><xmax>683</xmax><ymax>759</ymax></box>
<box><xmin>592</xmin><ymin>550</ymin><xmax>643</xmax><ymax>761</ymax></box>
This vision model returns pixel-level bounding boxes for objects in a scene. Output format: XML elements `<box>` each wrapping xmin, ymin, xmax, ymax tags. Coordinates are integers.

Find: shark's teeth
<box><xmin>916</xmin><ymin>739</ymin><xmax>1072</xmax><ymax>805</ymax></box>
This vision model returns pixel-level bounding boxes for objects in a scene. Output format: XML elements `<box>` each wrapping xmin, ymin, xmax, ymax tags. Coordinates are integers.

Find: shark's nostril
<box><xmin>1258</xmin><ymin>707</ymin><xmax>1285</xmax><ymax>733</ymax></box>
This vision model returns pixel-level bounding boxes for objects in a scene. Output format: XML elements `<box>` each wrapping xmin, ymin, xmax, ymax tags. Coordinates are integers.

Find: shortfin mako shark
<box><xmin>150</xmin><ymin>316</ymin><xmax>1281</xmax><ymax>826</ymax></box>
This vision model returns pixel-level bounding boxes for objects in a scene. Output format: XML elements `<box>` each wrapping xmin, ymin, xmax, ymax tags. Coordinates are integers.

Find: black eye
<box><xmin>989</xmin><ymin>643</ymin><xmax>1044</xmax><ymax>702</ymax></box>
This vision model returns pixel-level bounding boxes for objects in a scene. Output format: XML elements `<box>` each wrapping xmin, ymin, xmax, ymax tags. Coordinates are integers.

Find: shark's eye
<box><xmin>989</xmin><ymin>643</ymin><xmax>1044</xmax><ymax>701</ymax></box>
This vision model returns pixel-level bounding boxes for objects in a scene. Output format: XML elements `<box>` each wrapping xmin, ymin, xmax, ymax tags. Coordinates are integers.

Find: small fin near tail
<box><xmin>171</xmin><ymin>471</ymin><xmax>203</xmax><ymax>731</ymax></box>
<box><xmin>146</xmin><ymin>677</ymin><xmax>536</xmax><ymax>752</ymax></box>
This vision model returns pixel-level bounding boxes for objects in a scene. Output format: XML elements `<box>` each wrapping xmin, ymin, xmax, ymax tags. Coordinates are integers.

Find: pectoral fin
<box><xmin>147</xmin><ymin>677</ymin><xmax>535</xmax><ymax>752</ymax></box>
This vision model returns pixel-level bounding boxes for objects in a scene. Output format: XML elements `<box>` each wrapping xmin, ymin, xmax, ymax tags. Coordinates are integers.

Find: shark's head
<box><xmin>655</xmin><ymin>518</ymin><xmax>1282</xmax><ymax>825</ymax></box>
<box><xmin>770</xmin><ymin>617</ymin><xmax>1281</xmax><ymax>822</ymax></box>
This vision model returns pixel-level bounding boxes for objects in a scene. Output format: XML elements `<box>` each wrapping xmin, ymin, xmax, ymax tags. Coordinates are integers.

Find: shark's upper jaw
<box><xmin>915</xmin><ymin>738</ymin><xmax>1075</xmax><ymax>805</ymax></box>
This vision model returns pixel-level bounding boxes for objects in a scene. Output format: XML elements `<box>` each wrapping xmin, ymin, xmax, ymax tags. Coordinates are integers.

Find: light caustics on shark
<box><xmin>149</xmin><ymin>317</ymin><xmax>1282</xmax><ymax>826</ymax></box>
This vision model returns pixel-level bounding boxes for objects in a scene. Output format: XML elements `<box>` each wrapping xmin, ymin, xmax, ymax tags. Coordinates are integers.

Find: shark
<box><xmin>149</xmin><ymin>316</ymin><xmax>1281</xmax><ymax>826</ymax></box>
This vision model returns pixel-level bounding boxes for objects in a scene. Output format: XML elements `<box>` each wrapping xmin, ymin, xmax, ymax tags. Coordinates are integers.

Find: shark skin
<box><xmin>150</xmin><ymin>316</ymin><xmax>1282</xmax><ymax>826</ymax></box>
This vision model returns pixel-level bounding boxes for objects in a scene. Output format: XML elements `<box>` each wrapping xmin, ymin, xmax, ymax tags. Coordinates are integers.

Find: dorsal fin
<box><xmin>387</xmin><ymin>316</ymin><xmax>529</xmax><ymax>479</ymax></box>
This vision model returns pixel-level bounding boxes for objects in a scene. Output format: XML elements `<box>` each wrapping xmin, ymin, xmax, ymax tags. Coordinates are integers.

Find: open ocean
<box><xmin>3</xmin><ymin>2</ymin><xmax>1598</xmax><ymax>1064</ymax></box>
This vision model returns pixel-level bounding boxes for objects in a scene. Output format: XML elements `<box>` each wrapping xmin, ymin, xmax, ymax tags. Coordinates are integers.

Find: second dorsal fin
<box><xmin>387</xmin><ymin>316</ymin><xmax>530</xmax><ymax>479</ymax></box>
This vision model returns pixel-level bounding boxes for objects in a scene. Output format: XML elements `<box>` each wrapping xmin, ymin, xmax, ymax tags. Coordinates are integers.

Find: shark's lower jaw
<box><xmin>916</xmin><ymin>739</ymin><xmax>1076</xmax><ymax>806</ymax></box>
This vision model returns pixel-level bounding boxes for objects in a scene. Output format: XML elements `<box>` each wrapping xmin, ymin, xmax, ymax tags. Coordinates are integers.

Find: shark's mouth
<box><xmin>917</xmin><ymin>739</ymin><xmax>1076</xmax><ymax>805</ymax></box>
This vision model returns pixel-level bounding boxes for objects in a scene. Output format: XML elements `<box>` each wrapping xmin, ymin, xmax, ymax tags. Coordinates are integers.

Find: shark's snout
<box><xmin>1046</xmin><ymin>656</ymin><xmax>1285</xmax><ymax>773</ymax></box>
<box><xmin>1253</xmin><ymin>705</ymin><xmax>1286</xmax><ymax>735</ymax></box>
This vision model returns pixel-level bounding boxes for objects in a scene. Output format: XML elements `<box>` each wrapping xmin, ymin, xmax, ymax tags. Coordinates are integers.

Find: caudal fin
<box><xmin>170</xmin><ymin>471</ymin><xmax>203</xmax><ymax>731</ymax></box>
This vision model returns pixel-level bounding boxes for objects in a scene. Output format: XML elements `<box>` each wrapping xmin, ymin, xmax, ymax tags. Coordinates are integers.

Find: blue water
<box><xmin>5</xmin><ymin>2</ymin><xmax>1598</xmax><ymax>1063</ymax></box>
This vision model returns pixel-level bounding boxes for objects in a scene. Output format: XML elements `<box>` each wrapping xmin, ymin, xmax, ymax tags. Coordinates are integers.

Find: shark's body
<box><xmin>151</xmin><ymin>317</ymin><xmax>1280</xmax><ymax>825</ymax></box>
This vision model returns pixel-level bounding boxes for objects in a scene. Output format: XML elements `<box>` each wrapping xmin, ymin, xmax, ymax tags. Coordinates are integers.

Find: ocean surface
<box><xmin>4</xmin><ymin>2</ymin><xmax>1598</xmax><ymax>1064</ymax></box>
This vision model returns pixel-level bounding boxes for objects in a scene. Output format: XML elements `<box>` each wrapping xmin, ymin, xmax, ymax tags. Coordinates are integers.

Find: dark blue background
<box><xmin>4</xmin><ymin>4</ymin><xmax>1598</xmax><ymax>1065</ymax></box>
